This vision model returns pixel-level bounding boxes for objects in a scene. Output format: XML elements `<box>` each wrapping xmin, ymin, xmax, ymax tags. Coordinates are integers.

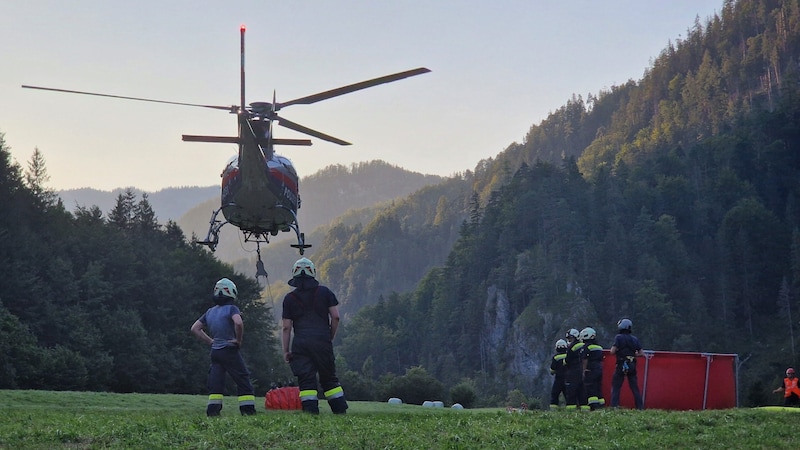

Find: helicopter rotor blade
<box><xmin>277</xmin><ymin>116</ymin><xmax>351</xmax><ymax>146</ymax></box>
<box><xmin>21</xmin><ymin>85</ymin><xmax>237</xmax><ymax>112</ymax></box>
<box><xmin>276</xmin><ymin>67</ymin><xmax>430</xmax><ymax>109</ymax></box>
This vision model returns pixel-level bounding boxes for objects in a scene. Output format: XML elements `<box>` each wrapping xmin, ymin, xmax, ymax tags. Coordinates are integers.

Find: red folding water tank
<box><xmin>601</xmin><ymin>350</ymin><xmax>738</xmax><ymax>410</ymax></box>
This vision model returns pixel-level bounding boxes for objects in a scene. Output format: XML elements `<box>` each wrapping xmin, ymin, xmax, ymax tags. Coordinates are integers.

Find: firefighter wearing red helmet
<box><xmin>773</xmin><ymin>368</ymin><xmax>800</xmax><ymax>406</ymax></box>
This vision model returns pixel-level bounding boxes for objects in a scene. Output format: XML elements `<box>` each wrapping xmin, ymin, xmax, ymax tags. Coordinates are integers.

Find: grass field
<box><xmin>1</xmin><ymin>390</ymin><xmax>798</xmax><ymax>449</ymax></box>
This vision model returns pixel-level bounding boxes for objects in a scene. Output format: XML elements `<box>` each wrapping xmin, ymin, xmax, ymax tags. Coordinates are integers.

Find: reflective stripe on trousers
<box><xmin>324</xmin><ymin>386</ymin><xmax>344</xmax><ymax>399</ymax></box>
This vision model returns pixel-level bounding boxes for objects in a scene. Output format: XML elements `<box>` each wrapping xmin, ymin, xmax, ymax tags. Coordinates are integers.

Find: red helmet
<box><xmin>788</xmin><ymin>368</ymin><xmax>796</xmax><ymax>376</ymax></box>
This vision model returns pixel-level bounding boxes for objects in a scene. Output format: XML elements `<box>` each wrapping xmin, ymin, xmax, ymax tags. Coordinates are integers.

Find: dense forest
<box><xmin>0</xmin><ymin>149</ymin><xmax>290</xmax><ymax>393</ymax></box>
<box><xmin>325</xmin><ymin>0</ymin><xmax>800</xmax><ymax>406</ymax></box>
<box><xmin>2</xmin><ymin>0</ymin><xmax>800</xmax><ymax>408</ymax></box>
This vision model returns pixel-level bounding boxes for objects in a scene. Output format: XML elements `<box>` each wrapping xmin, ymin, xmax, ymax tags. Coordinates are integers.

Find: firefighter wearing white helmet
<box><xmin>610</xmin><ymin>318</ymin><xmax>644</xmax><ymax>409</ymax></box>
<box><xmin>580</xmin><ymin>327</ymin><xmax>605</xmax><ymax>410</ymax></box>
<box><xmin>566</xmin><ymin>328</ymin><xmax>580</xmax><ymax>342</ymax></box>
<box><xmin>563</xmin><ymin>327</ymin><xmax>586</xmax><ymax>410</ymax></box>
<box><xmin>281</xmin><ymin>257</ymin><xmax>348</xmax><ymax>414</ymax></box>
<box><xmin>190</xmin><ymin>277</ymin><xmax>256</xmax><ymax>416</ymax></box>
<box><xmin>548</xmin><ymin>339</ymin><xmax>569</xmax><ymax>409</ymax></box>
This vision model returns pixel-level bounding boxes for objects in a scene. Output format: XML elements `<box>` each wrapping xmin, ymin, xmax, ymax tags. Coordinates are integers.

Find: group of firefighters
<box><xmin>550</xmin><ymin>320</ymin><xmax>800</xmax><ymax>410</ymax></box>
<box><xmin>549</xmin><ymin>319</ymin><xmax>644</xmax><ymax>410</ymax></box>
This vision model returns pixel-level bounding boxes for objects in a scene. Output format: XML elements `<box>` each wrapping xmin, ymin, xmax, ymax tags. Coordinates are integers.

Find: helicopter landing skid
<box><xmin>194</xmin><ymin>204</ymin><xmax>311</xmax><ymax>256</ymax></box>
<box><xmin>282</xmin><ymin>206</ymin><xmax>312</xmax><ymax>255</ymax></box>
<box><xmin>194</xmin><ymin>208</ymin><xmax>227</xmax><ymax>251</ymax></box>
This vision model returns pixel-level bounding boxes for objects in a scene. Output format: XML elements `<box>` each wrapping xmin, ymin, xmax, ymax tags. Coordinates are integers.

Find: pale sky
<box><xmin>1</xmin><ymin>0</ymin><xmax>721</xmax><ymax>192</ymax></box>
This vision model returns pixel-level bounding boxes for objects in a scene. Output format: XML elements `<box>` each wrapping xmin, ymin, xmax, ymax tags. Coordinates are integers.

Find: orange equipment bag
<box><xmin>264</xmin><ymin>386</ymin><xmax>302</xmax><ymax>410</ymax></box>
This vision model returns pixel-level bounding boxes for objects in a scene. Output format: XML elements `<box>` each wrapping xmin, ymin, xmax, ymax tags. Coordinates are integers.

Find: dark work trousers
<box><xmin>290</xmin><ymin>335</ymin><xmax>347</xmax><ymax>414</ymax></box>
<box><xmin>564</xmin><ymin>368</ymin><xmax>586</xmax><ymax>409</ymax></box>
<box><xmin>610</xmin><ymin>360</ymin><xmax>644</xmax><ymax>409</ymax></box>
<box><xmin>207</xmin><ymin>346</ymin><xmax>256</xmax><ymax>416</ymax></box>
<box><xmin>583</xmin><ymin>368</ymin><xmax>604</xmax><ymax>410</ymax></box>
<box><xmin>550</xmin><ymin>375</ymin><xmax>567</xmax><ymax>407</ymax></box>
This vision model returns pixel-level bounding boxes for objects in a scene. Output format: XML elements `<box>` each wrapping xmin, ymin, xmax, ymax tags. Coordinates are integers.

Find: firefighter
<box><xmin>580</xmin><ymin>327</ymin><xmax>605</xmax><ymax>410</ymax></box>
<box><xmin>563</xmin><ymin>328</ymin><xmax>585</xmax><ymax>410</ymax></box>
<box><xmin>773</xmin><ymin>368</ymin><xmax>800</xmax><ymax>407</ymax></box>
<box><xmin>549</xmin><ymin>339</ymin><xmax>569</xmax><ymax>409</ymax></box>
<box><xmin>281</xmin><ymin>257</ymin><xmax>348</xmax><ymax>414</ymax></box>
<box><xmin>609</xmin><ymin>318</ymin><xmax>644</xmax><ymax>409</ymax></box>
<box><xmin>190</xmin><ymin>278</ymin><xmax>257</xmax><ymax>416</ymax></box>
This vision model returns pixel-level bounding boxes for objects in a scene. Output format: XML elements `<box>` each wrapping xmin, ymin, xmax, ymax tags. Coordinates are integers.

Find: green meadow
<box><xmin>1</xmin><ymin>390</ymin><xmax>798</xmax><ymax>449</ymax></box>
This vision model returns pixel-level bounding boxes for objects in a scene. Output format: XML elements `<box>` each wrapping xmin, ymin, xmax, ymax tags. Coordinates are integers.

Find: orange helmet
<box><xmin>788</xmin><ymin>368</ymin><xmax>796</xmax><ymax>376</ymax></box>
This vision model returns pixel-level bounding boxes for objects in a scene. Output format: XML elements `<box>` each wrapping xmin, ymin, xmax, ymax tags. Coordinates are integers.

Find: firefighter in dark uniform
<box><xmin>549</xmin><ymin>339</ymin><xmax>569</xmax><ymax>409</ymax></box>
<box><xmin>281</xmin><ymin>258</ymin><xmax>348</xmax><ymax>414</ymax></box>
<box><xmin>610</xmin><ymin>318</ymin><xmax>645</xmax><ymax>409</ymax></box>
<box><xmin>580</xmin><ymin>327</ymin><xmax>605</xmax><ymax>410</ymax></box>
<box><xmin>563</xmin><ymin>328</ymin><xmax>585</xmax><ymax>410</ymax></box>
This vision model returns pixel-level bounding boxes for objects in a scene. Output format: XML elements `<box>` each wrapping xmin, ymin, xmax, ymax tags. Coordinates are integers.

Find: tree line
<box><xmin>0</xmin><ymin>144</ymin><xmax>289</xmax><ymax>393</ymax></box>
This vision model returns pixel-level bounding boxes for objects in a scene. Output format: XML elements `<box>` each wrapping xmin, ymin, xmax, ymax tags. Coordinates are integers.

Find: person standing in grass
<box><xmin>548</xmin><ymin>339</ymin><xmax>569</xmax><ymax>409</ymax></box>
<box><xmin>580</xmin><ymin>327</ymin><xmax>605</xmax><ymax>410</ymax></box>
<box><xmin>609</xmin><ymin>318</ymin><xmax>644</xmax><ymax>410</ymax></box>
<box><xmin>190</xmin><ymin>278</ymin><xmax>257</xmax><ymax>417</ymax></box>
<box><xmin>773</xmin><ymin>367</ymin><xmax>800</xmax><ymax>407</ymax></box>
<box><xmin>281</xmin><ymin>257</ymin><xmax>348</xmax><ymax>414</ymax></box>
<box><xmin>563</xmin><ymin>328</ymin><xmax>585</xmax><ymax>410</ymax></box>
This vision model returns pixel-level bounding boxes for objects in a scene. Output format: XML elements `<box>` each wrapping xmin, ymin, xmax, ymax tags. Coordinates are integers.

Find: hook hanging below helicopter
<box><xmin>255</xmin><ymin>245</ymin><xmax>268</xmax><ymax>282</ymax></box>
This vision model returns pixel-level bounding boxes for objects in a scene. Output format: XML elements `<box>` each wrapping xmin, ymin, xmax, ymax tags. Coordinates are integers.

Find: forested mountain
<box><xmin>309</xmin><ymin>174</ymin><xmax>473</xmax><ymax>316</ymax></box>
<box><xmin>58</xmin><ymin>186</ymin><xmax>219</xmax><ymax>222</ymax></box>
<box><xmin>329</xmin><ymin>0</ymin><xmax>800</xmax><ymax>406</ymax></box>
<box><xmin>176</xmin><ymin>160</ymin><xmax>443</xmax><ymax>269</ymax></box>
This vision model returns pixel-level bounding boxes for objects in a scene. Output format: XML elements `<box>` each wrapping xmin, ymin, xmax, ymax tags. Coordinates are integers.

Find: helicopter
<box><xmin>23</xmin><ymin>25</ymin><xmax>430</xmax><ymax>279</ymax></box>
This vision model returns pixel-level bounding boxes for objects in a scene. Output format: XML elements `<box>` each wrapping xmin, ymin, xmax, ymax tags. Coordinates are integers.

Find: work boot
<box><xmin>240</xmin><ymin>405</ymin><xmax>256</xmax><ymax>416</ymax></box>
<box><xmin>206</xmin><ymin>404</ymin><xmax>222</xmax><ymax>417</ymax></box>
<box><xmin>301</xmin><ymin>399</ymin><xmax>320</xmax><ymax>414</ymax></box>
<box><xmin>328</xmin><ymin>396</ymin><xmax>349</xmax><ymax>414</ymax></box>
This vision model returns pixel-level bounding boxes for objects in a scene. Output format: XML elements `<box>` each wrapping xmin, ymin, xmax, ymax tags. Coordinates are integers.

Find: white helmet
<box><xmin>565</xmin><ymin>328</ymin><xmax>580</xmax><ymax>340</ymax></box>
<box><xmin>292</xmin><ymin>257</ymin><xmax>316</xmax><ymax>278</ymax></box>
<box><xmin>579</xmin><ymin>327</ymin><xmax>596</xmax><ymax>341</ymax></box>
<box><xmin>555</xmin><ymin>339</ymin><xmax>568</xmax><ymax>350</ymax></box>
<box><xmin>214</xmin><ymin>278</ymin><xmax>238</xmax><ymax>300</ymax></box>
